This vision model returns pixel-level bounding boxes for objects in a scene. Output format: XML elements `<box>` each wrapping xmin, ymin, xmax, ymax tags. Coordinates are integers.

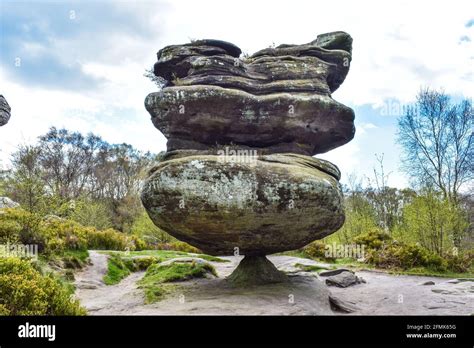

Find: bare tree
<box><xmin>397</xmin><ymin>88</ymin><xmax>473</xmax><ymax>203</ymax></box>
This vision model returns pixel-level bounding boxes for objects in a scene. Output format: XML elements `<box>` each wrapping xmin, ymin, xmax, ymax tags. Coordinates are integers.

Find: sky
<box><xmin>0</xmin><ymin>0</ymin><xmax>473</xmax><ymax>188</ymax></box>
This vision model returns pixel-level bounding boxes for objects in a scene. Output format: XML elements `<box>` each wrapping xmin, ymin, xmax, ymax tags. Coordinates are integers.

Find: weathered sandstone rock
<box><xmin>145</xmin><ymin>86</ymin><xmax>354</xmax><ymax>156</ymax></box>
<box><xmin>142</xmin><ymin>32</ymin><xmax>355</xmax><ymax>285</ymax></box>
<box><xmin>0</xmin><ymin>95</ymin><xmax>11</xmax><ymax>126</ymax></box>
<box><xmin>141</xmin><ymin>153</ymin><xmax>344</xmax><ymax>256</ymax></box>
<box><xmin>145</xmin><ymin>32</ymin><xmax>355</xmax><ymax>156</ymax></box>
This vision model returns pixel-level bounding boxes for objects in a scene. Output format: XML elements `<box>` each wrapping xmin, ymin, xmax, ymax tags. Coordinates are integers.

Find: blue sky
<box><xmin>0</xmin><ymin>0</ymin><xmax>473</xmax><ymax>188</ymax></box>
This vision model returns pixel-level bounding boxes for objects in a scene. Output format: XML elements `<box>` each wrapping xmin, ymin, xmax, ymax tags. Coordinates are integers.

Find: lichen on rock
<box><xmin>0</xmin><ymin>95</ymin><xmax>11</xmax><ymax>127</ymax></box>
<box><xmin>141</xmin><ymin>32</ymin><xmax>356</xmax><ymax>285</ymax></box>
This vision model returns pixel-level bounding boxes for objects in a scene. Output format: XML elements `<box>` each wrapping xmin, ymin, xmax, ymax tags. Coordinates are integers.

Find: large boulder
<box><xmin>145</xmin><ymin>32</ymin><xmax>355</xmax><ymax>156</ymax></box>
<box><xmin>0</xmin><ymin>95</ymin><xmax>11</xmax><ymax>126</ymax></box>
<box><xmin>141</xmin><ymin>153</ymin><xmax>344</xmax><ymax>256</ymax></box>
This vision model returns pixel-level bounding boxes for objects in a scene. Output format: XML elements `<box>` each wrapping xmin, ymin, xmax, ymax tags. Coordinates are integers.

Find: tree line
<box><xmin>0</xmin><ymin>127</ymin><xmax>165</xmax><ymax>236</ymax></box>
<box><xmin>328</xmin><ymin>88</ymin><xmax>473</xmax><ymax>256</ymax></box>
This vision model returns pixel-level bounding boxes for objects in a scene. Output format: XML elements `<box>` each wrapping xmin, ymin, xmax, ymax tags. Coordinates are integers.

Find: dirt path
<box><xmin>74</xmin><ymin>252</ymin><xmax>474</xmax><ymax>315</ymax></box>
<box><xmin>74</xmin><ymin>251</ymin><xmax>145</xmax><ymax>314</ymax></box>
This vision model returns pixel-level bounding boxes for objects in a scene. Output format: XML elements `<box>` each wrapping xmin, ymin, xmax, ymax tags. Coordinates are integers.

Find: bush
<box><xmin>366</xmin><ymin>242</ymin><xmax>447</xmax><ymax>271</ymax></box>
<box><xmin>399</xmin><ymin>191</ymin><xmax>469</xmax><ymax>255</ymax></box>
<box><xmin>0</xmin><ymin>208</ymin><xmax>146</xmax><ymax>254</ymax></box>
<box><xmin>444</xmin><ymin>251</ymin><xmax>474</xmax><ymax>273</ymax></box>
<box><xmin>39</xmin><ymin>217</ymin><xmax>89</xmax><ymax>253</ymax></box>
<box><xmin>86</xmin><ymin>229</ymin><xmax>130</xmax><ymax>250</ymax></box>
<box><xmin>0</xmin><ymin>257</ymin><xmax>85</xmax><ymax>315</ymax></box>
<box><xmin>353</xmin><ymin>228</ymin><xmax>392</xmax><ymax>250</ymax></box>
<box><xmin>302</xmin><ymin>240</ymin><xmax>336</xmax><ymax>261</ymax></box>
<box><xmin>0</xmin><ymin>208</ymin><xmax>41</xmax><ymax>247</ymax></box>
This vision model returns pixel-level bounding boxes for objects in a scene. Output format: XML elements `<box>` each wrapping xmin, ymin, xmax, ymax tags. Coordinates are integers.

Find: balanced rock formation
<box><xmin>142</xmin><ymin>32</ymin><xmax>355</xmax><ymax>285</ymax></box>
<box><xmin>0</xmin><ymin>95</ymin><xmax>11</xmax><ymax>126</ymax></box>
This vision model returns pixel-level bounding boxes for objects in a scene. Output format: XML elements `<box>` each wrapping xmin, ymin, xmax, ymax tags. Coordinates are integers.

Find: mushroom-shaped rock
<box><xmin>142</xmin><ymin>32</ymin><xmax>356</xmax><ymax>285</ymax></box>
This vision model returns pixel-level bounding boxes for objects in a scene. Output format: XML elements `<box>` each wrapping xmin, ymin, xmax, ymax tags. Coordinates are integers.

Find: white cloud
<box><xmin>1</xmin><ymin>0</ymin><xmax>472</xmax><ymax>189</ymax></box>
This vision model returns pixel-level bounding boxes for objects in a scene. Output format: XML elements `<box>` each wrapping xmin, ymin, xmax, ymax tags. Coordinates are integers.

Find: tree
<box><xmin>401</xmin><ymin>189</ymin><xmax>469</xmax><ymax>254</ymax></box>
<box><xmin>397</xmin><ymin>88</ymin><xmax>473</xmax><ymax>203</ymax></box>
<box><xmin>4</xmin><ymin>128</ymin><xmax>160</xmax><ymax>232</ymax></box>
<box><xmin>38</xmin><ymin>127</ymin><xmax>106</xmax><ymax>200</ymax></box>
<box><xmin>5</xmin><ymin>145</ymin><xmax>47</xmax><ymax>213</ymax></box>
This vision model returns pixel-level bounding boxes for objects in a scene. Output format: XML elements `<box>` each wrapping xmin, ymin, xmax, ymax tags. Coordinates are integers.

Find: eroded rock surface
<box><xmin>0</xmin><ymin>95</ymin><xmax>11</xmax><ymax>126</ymax></box>
<box><xmin>145</xmin><ymin>32</ymin><xmax>355</xmax><ymax>156</ymax></box>
<box><xmin>142</xmin><ymin>32</ymin><xmax>355</xmax><ymax>284</ymax></box>
<box><xmin>141</xmin><ymin>153</ymin><xmax>344</xmax><ymax>255</ymax></box>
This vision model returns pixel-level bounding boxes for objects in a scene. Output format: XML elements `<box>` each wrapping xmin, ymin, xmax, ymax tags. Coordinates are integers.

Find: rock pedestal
<box><xmin>142</xmin><ymin>32</ymin><xmax>355</xmax><ymax>285</ymax></box>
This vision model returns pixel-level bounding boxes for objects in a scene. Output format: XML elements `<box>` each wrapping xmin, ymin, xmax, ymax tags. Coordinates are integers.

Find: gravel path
<box><xmin>73</xmin><ymin>252</ymin><xmax>474</xmax><ymax>315</ymax></box>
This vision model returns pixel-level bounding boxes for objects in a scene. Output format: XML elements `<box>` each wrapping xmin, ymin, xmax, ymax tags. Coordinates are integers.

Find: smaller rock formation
<box><xmin>0</xmin><ymin>197</ymin><xmax>20</xmax><ymax>209</ymax></box>
<box><xmin>325</xmin><ymin>270</ymin><xmax>365</xmax><ymax>288</ymax></box>
<box><xmin>0</xmin><ymin>95</ymin><xmax>11</xmax><ymax>126</ymax></box>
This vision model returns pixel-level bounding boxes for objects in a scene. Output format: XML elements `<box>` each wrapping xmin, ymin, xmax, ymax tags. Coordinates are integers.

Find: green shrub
<box><xmin>0</xmin><ymin>208</ymin><xmax>146</xmax><ymax>254</ymax></box>
<box><xmin>68</xmin><ymin>199</ymin><xmax>112</xmax><ymax>230</ymax></box>
<box><xmin>0</xmin><ymin>219</ymin><xmax>21</xmax><ymax>244</ymax></box>
<box><xmin>39</xmin><ymin>217</ymin><xmax>89</xmax><ymax>253</ymax></box>
<box><xmin>366</xmin><ymin>242</ymin><xmax>447</xmax><ymax>271</ymax></box>
<box><xmin>302</xmin><ymin>240</ymin><xmax>336</xmax><ymax>261</ymax></box>
<box><xmin>131</xmin><ymin>211</ymin><xmax>175</xmax><ymax>244</ymax></box>
<box><xmin>0</xmin><ymin>208</ymin><xmax>42</xmax><ymax>247</ymax></box>
<box><xmin>0</xmin><ymin>257</ymin><xmax>85</xmax><ymax>315</ymax></box>
<box><xmin>444</xmin><ymin>251</ymin><xmax>474</xmax><ymax>273</ymax></box>
<box><xmin>87</xmin><ymin>229</ymin><xmax>129</xmax><ymax>250</ymax></box>
<box><xmin>353</xmin><ymin>228</ymin><xmax>392</xmax><ymax>250</ymax></box>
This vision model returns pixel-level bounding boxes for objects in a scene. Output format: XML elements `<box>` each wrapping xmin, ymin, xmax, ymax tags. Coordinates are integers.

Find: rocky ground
<box><xmin>74</xmin><ymin>251</ymin><xmax>474</xmax><ymax>315</ymax></box>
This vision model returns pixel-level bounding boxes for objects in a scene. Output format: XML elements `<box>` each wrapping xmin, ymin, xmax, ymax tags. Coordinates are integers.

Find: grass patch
<box><xmin>61</xmin><ymin>250</ymin><xmax>90</xmax><ymax>268</ymax></box>
<box><xmin>195</xmin><ymin>254</ymin><xmax>229</xmax><ymax>262</ymax></box>
<box><xmin>138</xmin><ymin>262</ymin><xmax>217</xmax><ymax>303</ymax></box>
<box><xmin>101</xmin><ymin>250</ymin><xmax>225</xmax><ymax>286</ymax></box>
<box><xmin>103</xmin><ymin>254</ymin><xmax>131</xmax><ymax>285</ymax></box>
<box><xmin>103</xmin><ymin>250</ymin><xmax>229</xmax><ymax>263</ymax></box>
